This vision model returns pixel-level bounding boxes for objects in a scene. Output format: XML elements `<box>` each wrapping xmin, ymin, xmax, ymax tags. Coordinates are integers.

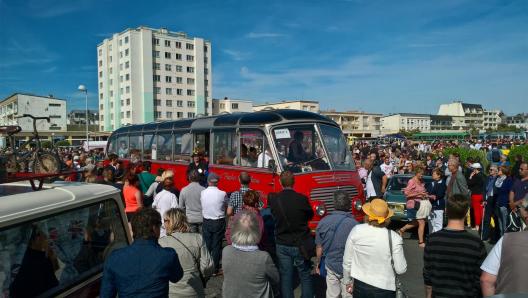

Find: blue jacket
<box><xmin>427</xmin><ymin>179</ymin><xmax>446</xmax><ymax>210</ymax></box>
<box><xmin>100</xmin><ymin>239</ymin><xmax>183</xmax><ymax>298</ymax></box>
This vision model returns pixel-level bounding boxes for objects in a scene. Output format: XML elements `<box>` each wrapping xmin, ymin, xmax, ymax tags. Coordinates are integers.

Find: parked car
<box><xmin>383</xmin><ymin>174</ymin><xmax>433</xmax><ymax>222</ymax></box>
<box><xmin>0</xmin><ymin>181</ymin><xmax>131</xmax><ymax>297</ymax></box>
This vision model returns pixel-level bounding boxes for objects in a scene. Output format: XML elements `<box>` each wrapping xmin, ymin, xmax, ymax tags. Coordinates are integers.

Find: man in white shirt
<box><xmin>379</xmin><ymin>156</ymin><xmax>394</xmax><ymax>178</ymax></box>
<box><xmin>257</xmin><ymin>147</ymin><xmax>273</xmax><ymax>168</ymax></box>
<box><xmin>152</xmin><ymin>178</ymin><xmax>178</xmax><ymax>237</ymax></box>
<box><xmin>200</xmin><ymin>172</ymin><xmax>227</xmax><ymax>275</ymax></box>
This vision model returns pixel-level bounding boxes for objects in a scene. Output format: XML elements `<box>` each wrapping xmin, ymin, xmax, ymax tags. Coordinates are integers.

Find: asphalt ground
<box><xmin>204</xmin><ymin>223</ymin><xmax>493</xmax><ymax>298</ymax></box>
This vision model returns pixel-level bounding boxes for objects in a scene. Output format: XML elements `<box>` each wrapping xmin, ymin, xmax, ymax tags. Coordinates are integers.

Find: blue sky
<box><xmin>0</xmin><ymin>0</ymin><xmax>526</xmax><ymax>114</ymax></box>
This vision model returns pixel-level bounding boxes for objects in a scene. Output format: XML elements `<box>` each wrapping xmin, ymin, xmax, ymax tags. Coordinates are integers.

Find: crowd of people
<box><xmin>52</xmin><ymin>138</ymin><xmax>528</xmax><ymax>297</ymax></box>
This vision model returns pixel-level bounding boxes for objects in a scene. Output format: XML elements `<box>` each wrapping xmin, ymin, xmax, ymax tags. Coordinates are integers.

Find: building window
<box><xmin>99</xmin><ymin>60</ymin><xmax>102</xmax><ymax>67</ymax></box>
<box><xmin>188</xmin><ymin>112</ymin><xmax>195</xmax><ymax>118</ymax></box>
<box><xmin>175</xmin><ymin>53</ymin><xmax>182</xmax><ymax>60</ymax></box>
<box><xmin>110</xmin><ymin>102</ymin><xmax>114</xmax><ymax>108</ymax></box>
<box><xmin>177</xmin><ymin>112</ymin><xmax>183</xmax><ymax>118</ymax></box>
<box><xmin>127</xmin><ymin>111</ymin><xmax>131</xmax><ymax>118</ymax></box>
<box><xmin>98</xmin><ymin>49</ymin><xmax>102</xmax><ymax>56</ymax></box>
<box><xmin>154</xmin><ymin>51</ymin><xmax>160</xmax><ymax>58</ymax></box>
<box><xmin>166</xmin><ymin>88</ymin><xmax>172</xmax><ymax>95</ymax></box>
<box><xmin>126</xmin><ymin>98</ymin><xmax>130</xmax><ymax>105</ymax></box>
<box><xmin>205</xmin><ymin>91</ymin><xmax>208</xmax><ymax>97</ymax></box>
<box><xmin>109</xmin><ymin>67</ymin><xmax>113</xmax><ymax>74</ymax></box>
<box><xmin>186</xmin><ymin>55</ymin><xmax>194</xmax><ymax>62</ymax></box>
<box><xmin>165</xmin><ymin>64</ymin><xmax>171</xmax><ymax>71</ymax></box>
<box><xmin>166</xmin><ymin>111</ymin><xmax>172</xmax><ymax>118</ymax></box>
<box><xmin>204</xmin><ymin>57</ymin><xmax>208</xmax><ymax>64</ymax></box>
<box><xmin>109</xmin><ymin>79</ymin><xmax>113</xmax><ymax>86</ymax></box>
<box><xmin>109</xmin><ymin>91</ymin><xmax>113</xmax><ymax>97</ymax></box>
<box><xmin>154</xmin><ymin>87</ymin><xmax>161</xmax><ymax>94</ymax></box>
<box><xmin>176</xmin><ymin>77</ymin><xmax>183</xmax><ymax>84</ymax></box>
<box><xmin>125</xmin><ymin>49</ymin><xmax>129</xmax><ymax>56</ymax></box>
<box><xmin>220</xmin><ymin>103</ymin><xmax>225</xmax><ymax>109</ymax></box>
<box><xmin>126</xmin><ymin>74</ymin><xmax>130</xmax><ymax>81</ymax></box>
<box><xmin>204</xmin><ymin>45</ymin><xmax>208</xmax><ymax>52</ymax></box>
<box><xmin>120</xmin><ymin>51</ymin><xmax>123</xmax><ymax>58</ymax></box>
<box><xmin>154</xmin><ymin>75</ymin><xmax>161</xmax><ymax>82</ymax></box>
<box><xmin>165</xmin><ymin>52</ymin><xmax>171</xmax><ymax>59</ymax></box>
<box><xmin>205</xmin><ymin>68</ymin><xmax>208</xmax><ymax>75</ymax></box>
<box><xmin>176</xmin><ymin>65</ymin><xmax>182</xmax><ymax>72</ymax></box>
<box><xmin>176</xmin><ymin>89</ymin><xmax>183</xmax><ymax>95</ymax></box>
<box><xmin>187</xmin><ymin>67</ymin><xmax>194</xmax><ymax>73</ymax></box>
<box><xmin>165</xmin><ymin>40</ymin><xmax>170</xmax><ymax>47</ymax></box>
<box><xmin>126</xmin><ymin>86</ymin><xmax>130</xmax><ymax>93</ymax></box>
<box><xmin>166</xmin><ymin>100</ymin><xmax>172</xmax><ymax>107</ymax></box>
<box><xmin>109</xmin><ymin>56</ymin><xmax>112</xmax><ymax>62</ymax></box>
<box><xmin>119</xmin><ymin>39</ymin><xmax>122</xmax><ymax>46</ymax></box>
<box><xmin>154</xmin><ymin>63</ymin><xmax>160</xmax><ymax>70</ymax></box>
<box><xmin>99</xmin><ymin>71</ymin><xmax>103</xmax><ymax>78</ymax></box>
<box><xmin>176</xmin><ymin>100</ymin><xmax>183</xmax><ymax>107</ymax></box>
<box><xmin>187</xmin><ymin>89</ymin><xmax>195</xmax><ymax>96</ymax></box>
<box><xmin>120</xmin><ymin>63</ymin><xmax>123</xmax><ymax>70</ymax></box>
<box><xmin>154</xmin><ymin>99</ymin><xmax>162</xmax><ymax>106</ymax></box>
<box><xmin>165</xmin><ymin>76</ymin><xmax>172</xmax><ymax>83</ymax></box>
<box><xmin>153</xmin><ymin>38</ymin><xmax>160</xmax><ymax>45</ymax></box>
<box><xmin>187</xmin><ymin>78</ymin><xmax>195</xmax><ymax>84</ymax></box>
<box><xmin>125</xmin><ymin>61</ymin><xmax>129</xmax><ymax>69</ymax></box>
<box><xmin>155</xmin><ymin>111</ymin><xmax>162</xmax><ymax>119</ymax></box>
<box><xmin>175</xmin><ymin>41</ymin><xmax>181</xmax><ymax>49</ymax></box>
<box><xmin>232</xmin><ymin>103</ymin><xmax>239</xmax><ymax>109</ymax></box>
<box><xmin>100</xmin><ymin>93</ymin><xmax>103</xmax><ymax>100</ymax></box>
<box><xmin>187</xmin><ymin>101</ymin><xmax>195</xmax><ymax>108</ymax></box>
<box><xmin>186</xmin><ymin>43</ymin><xmax>194</xmax><ymax>50</ymax></box>
<box><xmin>120</xmin><ymin>111</ymin><xmax>124</xmax><ymax>118</ymax></box>
<box><xmin>125</xmin><ymin>36</ymin><xmax>129</xmax><ymax>43</ymax></box>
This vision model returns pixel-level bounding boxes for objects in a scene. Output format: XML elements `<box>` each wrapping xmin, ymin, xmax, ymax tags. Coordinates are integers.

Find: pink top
<box><xmin>404</xmin><ymin>177</ymin><xmax>426</xmax><ymax>200</ymax></box>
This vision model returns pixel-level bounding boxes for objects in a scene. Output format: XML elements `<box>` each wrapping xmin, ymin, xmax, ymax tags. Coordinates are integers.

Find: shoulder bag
<box><xmin>169</xmin><ymin>235</ymin><xmax>208</xmax><ymax>288</ymax></box>
<box><xmin>388</xmin><ymin>229</ymin><xmax>407</xmax><ymax>298</ymax></box>
<box><xmin>274</xmin><ymin>193</ymin><xmax>315</xmax><ymax>260</ymax></box>
<box><xmin>319</xmin><ymin>215</ymin><xmax>347</xmax><ymax>278</ymax></box>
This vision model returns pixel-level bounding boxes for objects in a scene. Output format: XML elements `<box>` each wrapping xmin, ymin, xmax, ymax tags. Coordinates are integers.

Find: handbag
<box><xmin>388</xmin><ymin>229</ymin><xmax>408</xmax><ymax>298</ymax></box>
<box><xmin>319</xmin><ymin>215</ymin><xmax>348</xmax><ymax>278</ymax></box>
<box><xmin>507</xmin><ymin>209</ymin><xmax>523</xmax><ymax>232</ymax></box>
<box><xmin>274</xmin><ymin>193</ymin><xmax>315</xmax><ymax>260</ymax></box>
<box><xmin>170</xmin><ymin>235</ymin><xmax>208</xmax><ymax>288</ymax></box>
<box><xmin>405</xmin><ymin>199</ymin><xmax>420</xmax><ymax>210</ymax></box>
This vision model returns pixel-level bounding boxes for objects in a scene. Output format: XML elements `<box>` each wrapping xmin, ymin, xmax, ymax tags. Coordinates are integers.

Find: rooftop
<box><xmin>0</xmin><ymin>93</ymin><xmax>67</xmax><ymax>104</ymax></box>
<box><xmin>253</xmin><ymin>99</ymin><xmax>319</xmax><ymax>106</ymax></box>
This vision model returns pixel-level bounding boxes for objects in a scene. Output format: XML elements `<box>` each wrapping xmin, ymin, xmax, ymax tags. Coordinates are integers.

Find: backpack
<box><xmin>506</xmin><ymin>210</ymin><xmax>524</xmax><ymax>233</ymax></box>
<box><xmin>491</xmin><ymin>149</ymin><xmax>501</xmax><ymax>163</ymax></box>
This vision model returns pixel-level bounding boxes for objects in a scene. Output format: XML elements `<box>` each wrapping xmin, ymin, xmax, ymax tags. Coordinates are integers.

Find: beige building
<box><xmin>212</xmin><ymin>97</ymin><xmax>253</xmax><ymax>114</ymax></box>
<box><xmin>253</xmin><ymin>100</ymin><xmax>319</xmax><ymax>112</ymax></box>
<box><xmin>483</xmin><ymin>109</ymin><xmax>503</xmax><ymax>131</ymax></box>
<box><xmin>321</xmin><ymin>110</ymin><xmax>382</xmax><ymax>137</ymax></box>
<box><xmin>97</xmin><ymin>27</ymin><xmax>212</xmax><ymax>132</ymax></box>
<box><xmin>381</xmin><ymin>113</ymin><xmax>431</xmax><ymax>134</ymax></box>
<box><xmin>438</xmin><ymin>101</ymin><xmax>484</xmax><ymax>131</ymax></box>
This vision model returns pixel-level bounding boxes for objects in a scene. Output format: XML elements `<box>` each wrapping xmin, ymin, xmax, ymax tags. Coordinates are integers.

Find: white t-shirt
<box><xmin>365</xmin><ymin>171</ymin><xmax>376</xmax><ymax>198</ymax></box>
<box><xmin>380</xmin><ymin>163</ymin><xmax>394</xmax><ymax>178</ymax></box>
<box><xmin>257</xmin><ymin>151</ymin><xmax>272</xmax><ymax>168</ymax></box>
<box><xmin>153</xmin><ymin>190</ymin><xmax>178</xmax><ymax>237</ymax></box>
<box><xmin>480</xmin><ymin>237</ymin><xmax>503</xmax><ymax>275</ymax></box>
<box><xmin>200</xmin><ymin>186</ymin><xmax>227</xmax><ymax>220</ymax></box>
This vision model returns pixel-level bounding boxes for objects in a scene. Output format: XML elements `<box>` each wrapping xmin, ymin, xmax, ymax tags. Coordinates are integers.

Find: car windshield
<box><xmin>319</xmin><ymin>124</ymin><xmax>354</xmax><ymax>170</ymax></box>
<box><xmin>272</xmin><ymin>124</ymin><xmax>331</xmax><ymax>173</ymax></box>
<box><xmin>390</xmin><ymin>176</ymin><xmax>433</xmax><ymax>191</ymax></box>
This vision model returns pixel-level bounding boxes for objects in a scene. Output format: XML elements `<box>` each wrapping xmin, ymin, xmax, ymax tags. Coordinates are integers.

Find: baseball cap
<box><xmin>207</xmin><ymin>172</ymin><xmax>219</xmax><ymax>183</ymax></box>
<box><xmin>471</xmin><ymin>163</ymin><xmax>482</xmax><ymax>169</ymax></box>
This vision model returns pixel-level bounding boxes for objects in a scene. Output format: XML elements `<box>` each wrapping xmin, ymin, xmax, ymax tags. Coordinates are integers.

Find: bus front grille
<box><xmin>310</xmin><ymin>186</ymin><xmax>359</xmax><ymax>212</ymax></box>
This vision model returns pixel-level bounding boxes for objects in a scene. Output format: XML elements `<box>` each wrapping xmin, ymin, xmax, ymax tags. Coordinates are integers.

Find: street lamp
<box><xmin>78</xmin><ymin>84</ymin><xmax>89</xmax><ymax>152</ymax></box>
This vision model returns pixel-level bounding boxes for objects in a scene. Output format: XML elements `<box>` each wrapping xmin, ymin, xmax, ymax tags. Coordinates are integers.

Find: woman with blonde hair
<box><xmin>399</xmin><ymin>165</ymin><xmax>432</xmax><ymax>247</ymax></box>
<box><xmin>159</xmin><ymin>208</ymin><xmax>214</xmax><ymax>298</ymax></box>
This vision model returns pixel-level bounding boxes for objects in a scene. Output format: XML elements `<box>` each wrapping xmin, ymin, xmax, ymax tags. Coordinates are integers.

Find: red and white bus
<box><xmin>106</xmin><ymin>109</ymin><xmax>365</xmax><ymax>229</ymax></box>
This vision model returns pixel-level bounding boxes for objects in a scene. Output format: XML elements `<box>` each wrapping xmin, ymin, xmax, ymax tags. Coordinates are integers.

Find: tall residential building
<box><xmin>97</xmin><ymin>27</ymin><xmax>212</xmax><ymax>132</ymax></box>
<box><xmin>253</xmin><ymin>100</ymin><xmax>319</xmax><ymax>113</ymax></box>
<box><xmin>381</xmin><ymin>113</ymin><xmax>431</xmax><ymax>134</ymax></box>
<box><xmin>321</xmin><ymin>110</ymin><xmax>382</xmax><ymax>137</ymax></box>
<box><xmin>0</xmin><ymin>93</ymin><xmax>67</xmax><ymax>133</ymax></box>
<box><xmin>212</xmin><ymin>97</ymin><xmax>253</xmax><ymax>114</ymax></box>
<box><xmin>437</xmin><ymin>101</ymin><xmax>484</xmax><ymax>130</ymax></box>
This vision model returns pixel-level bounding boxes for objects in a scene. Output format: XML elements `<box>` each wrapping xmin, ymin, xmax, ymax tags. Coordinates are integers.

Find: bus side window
<box><xmin>157</xmin><ymin>132</ymin><xmax>173</xmax><ymax>161</ymax></box>
<box><xmin>108</xmin><ymin>135</ymin><xmax>118</xmax><ymax>155</ymax></box>
<box><xmin>174</xmin><ymin>133</ymin><xmax>192</xmax><ymax>162</ymax></box>
<box><xmin>194</xmin><ymin>133</ymin><xmax>209</xmax><ymax>159</ymax></box>
<box><xmin>143</xmin><ymin>133</ymin><xmax>154</xmax><ymax>160</ymax></box>
<box><xmin>212</xmin><ymin>130</ymin><xmax>237</xmax><ymax>165</ymax></box>
<box><xmin>0</xmin><ymin>199</ymin><xmax>128</xmax><ymax>298</ymax></box>
<box><xmin>117</xmin><ymin>135</ymin><xmax>129</xmax><ymax>158</ymax></box>
<box><xmin>128</xmin><ymin>134</ymin><xmax>142</xmax><ymax>161</ymax></box>
<box><xmin>239</xmin><ymin>130</ymin><xmax>266</xmax><ymax>168</ymax></box>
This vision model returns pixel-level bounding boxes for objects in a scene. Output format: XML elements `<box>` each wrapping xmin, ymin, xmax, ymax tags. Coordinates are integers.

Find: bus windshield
<box><xmin>319</xmin><ymin>124</ymin><xmax>354</xmax><ymax>170</ymax></box>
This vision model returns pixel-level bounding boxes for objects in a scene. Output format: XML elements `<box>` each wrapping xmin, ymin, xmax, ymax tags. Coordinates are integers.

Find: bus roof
<box><xmin>0</xmin><ymin>182</ymin><xmax>121</xmax><ymax>226</ymax></box>
<box><xmin>112</xmin><ymin>109</ymin><xmax>336</xmax><ymax>134</ymax></box>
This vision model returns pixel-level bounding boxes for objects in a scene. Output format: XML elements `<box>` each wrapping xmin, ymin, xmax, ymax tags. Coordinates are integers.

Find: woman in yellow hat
<box><xmin>342</xmin><ymin>199</ymin><xmax>407</xmax><ymax>297</ymax></box>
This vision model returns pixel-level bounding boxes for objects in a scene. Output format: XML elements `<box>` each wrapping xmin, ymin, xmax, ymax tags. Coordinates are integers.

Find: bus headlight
<box><xmin>315</xmin><ymin>204</ymin><xmax>326</xmax><ymax>217</ymax></box>
<box><xmin>354</xmin><ymin>200</ymin><xmax>363</xmax><ymax>211</ymax></box>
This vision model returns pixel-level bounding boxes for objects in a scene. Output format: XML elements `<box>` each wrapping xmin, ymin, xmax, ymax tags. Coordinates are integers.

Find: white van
<box><xmin>0</xmin><ymin>181</ymin><xmax>131</xmax><ymax>297</ymax></box>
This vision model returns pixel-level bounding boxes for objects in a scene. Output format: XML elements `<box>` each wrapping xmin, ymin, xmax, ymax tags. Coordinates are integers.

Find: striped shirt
<box><xmin>423</xmin><ymin>229</ymin><xmax>486</xmax><ymax>298</ymax></box>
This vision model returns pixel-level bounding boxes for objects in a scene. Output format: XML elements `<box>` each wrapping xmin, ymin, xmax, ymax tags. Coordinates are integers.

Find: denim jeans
<box><xmin>202</xmin><ymin>218</ymin><xmax>225</xmax><ymax>271</ymax></box>
<box><xmin>496</xmin><ymin>206</ymin><xmax>509</xmax><ymax>237</ymax></box>
<box><xmin>353</xmin><ymin>279</ymin><xmax>395</xmax><ymax>298</ymax></box>
<box><xmin>276</xmin><ymin>244</ymin><xmax>314</xmax><ymax>298</ymax></box>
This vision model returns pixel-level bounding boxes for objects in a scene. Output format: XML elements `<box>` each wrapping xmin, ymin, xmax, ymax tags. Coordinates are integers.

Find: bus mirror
<box><xmin>268</xmin><ymin>159</ymin><xmax>277</xmax><ymax>173</ymax></box>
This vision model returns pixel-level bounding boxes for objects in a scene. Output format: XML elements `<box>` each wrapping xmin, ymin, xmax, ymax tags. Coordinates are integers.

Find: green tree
<box><xmin>55</xmin><ymin>140</ymin><xmax>71</xmax><ymax>147</ymax></box>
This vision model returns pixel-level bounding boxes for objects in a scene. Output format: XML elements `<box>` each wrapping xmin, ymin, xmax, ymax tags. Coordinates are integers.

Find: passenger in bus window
<box><xmin>248</xmin><ymin>147</ymin><xmax>258</xmax><ymax>166</ymax></box>
<box><xmin>288</xmin><ymin>131</ymin><xmax>309</xmax><ymax>163</ymax></box>
<box><xmin>235</xmin><ymin>144</ymin><xmax>249</xmax><ymax>166</ymax></box>
<box><xmin>118</xmin><ymin>141</ymin><xmax>128</xmax><ymax>158</ymax></box>
<box><xmin>258</xmin><ymin>147</ymin><xmax>273</xmax><ymax>168</ymax></box>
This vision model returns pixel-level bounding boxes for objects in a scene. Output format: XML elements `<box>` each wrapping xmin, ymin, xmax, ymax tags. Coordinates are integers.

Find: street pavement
<box><xmin>204</xmin><ymin>226</ymin><xmax>492</xmax><ymax>298</ymax></box>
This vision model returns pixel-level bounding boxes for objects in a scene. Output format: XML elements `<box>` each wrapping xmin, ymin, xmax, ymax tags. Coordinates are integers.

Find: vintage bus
<box><xmin>106</xmin><ymin>109</ymin><xmax>365</xmax><ymax>229</ymax></box>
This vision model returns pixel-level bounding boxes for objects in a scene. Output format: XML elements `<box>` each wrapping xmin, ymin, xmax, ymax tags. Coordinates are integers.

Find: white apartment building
<box><xmin>321</xmin><ymin>110</ymin><xmax>382</xmax><ymax>137</ymax></box>
<box><xmin>0</xmin><ymin>93</ymin><xmax>67</xmax><ymax>133</ymax></box>
<box><xmin>212</xmin><ymin>97</ymin><xmax>253</xmax><ymax>114</ymax></box>
<box><xmin>381</xmin><ymin>113</ymin><xmax>431</xmax><ymax>134</ymax></box>
<box><xmin>483</xmin><ymin>109</ymin><xmax>503</xmax><ymax>131</ymax></box>
<box><xmin>438</xmin><ymin>101</ymin><xmax>484</xmax><ymax>130</ymax></box>
<box><xmin>97</xmin><ymin>27</ymin><xmax>212</xmax><ymax>132</ymax></box>
<box><xmin>253</xmin><ymin>100</ymin><xmax>319</xmax><ymax>113</ymax></box>
<box><xmin>504</xmin><ymin>113</ymin><xmax>528</xmax><ymax>129</ymax></box>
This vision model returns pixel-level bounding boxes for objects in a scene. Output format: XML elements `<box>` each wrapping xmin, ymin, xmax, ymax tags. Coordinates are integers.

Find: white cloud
<box><xmin>223</xmin><ymin>49</ymin><xmax>249</xmax><ymax>61</ymax></box>
<box><xmin>27</xmin><ymin>0</ymin><xmax>91</xmax><ymax>18</ymax></box>
<box><xmin>245</xmin><ymin>32</ymin><xmax>286</xmax><ymax>39</ymax></box>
